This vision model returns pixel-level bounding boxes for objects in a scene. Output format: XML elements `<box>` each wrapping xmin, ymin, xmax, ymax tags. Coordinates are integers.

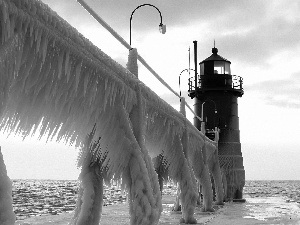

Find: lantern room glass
<box><xmin>224</xmin><ymin>62</ymin><xmax>231</xmax><ymax>74</ymax></box>
<box><xmin>214</xmin><ymin>61</ymin><xmax>231</xmax><ymax>75</ymax></box>
<box><xmin>200</xmin><ymin>61</ymin><xmax>231</xmax><ymax>75</ymax></box>
<box><xmin>200</xmin><ymin>63</ymin><xmax>204</xmax><ymax>75</ymax></box>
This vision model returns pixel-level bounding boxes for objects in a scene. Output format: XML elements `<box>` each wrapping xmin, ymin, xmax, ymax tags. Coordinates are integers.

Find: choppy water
<box><xmin>12</xmin><ymin>179</ymin><xmax>126</xmax><ymax>220</ymax></box>
<box><xmin>12</xmin><ymin>180</ymin><xmax>300</xmax><ymax>220</ymax></box>
<box><xmin>244</xmin><ymin>180</ymin><xmax>300</xmax><ymax>203</ymax></box>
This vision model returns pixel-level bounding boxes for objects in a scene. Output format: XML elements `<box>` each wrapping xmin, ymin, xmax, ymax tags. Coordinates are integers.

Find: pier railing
<box><xmin>76</xmin><ymin>0</ymin><xmax>205</xmax><ymax>124</ymax></box>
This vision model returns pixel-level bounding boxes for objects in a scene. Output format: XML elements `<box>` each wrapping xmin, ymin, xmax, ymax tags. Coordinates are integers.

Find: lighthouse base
<box><xmin>219</xmin><ymin>155</ymin><xmax>245</xmax><ymax>201</ymax></box>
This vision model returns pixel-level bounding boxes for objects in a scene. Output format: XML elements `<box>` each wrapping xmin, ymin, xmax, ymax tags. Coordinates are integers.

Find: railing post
<box><xmin>127</xmin><ymin>48</ymin><xmax>138</xmax><ymax>77</ymax></box>
<box><xmin>126</xmin><ymin>47</ymin><xmax>163</xmax><ymax>223</ymax></box>
<box><xmin>240</xmin><ymin>77</ymin><xmax>243</xmax><ymax>90</ymax></box>
<box><xmin>180</xmin><ymin>97</ymin><xmax>186</xmax><ymax>117</ymax></box>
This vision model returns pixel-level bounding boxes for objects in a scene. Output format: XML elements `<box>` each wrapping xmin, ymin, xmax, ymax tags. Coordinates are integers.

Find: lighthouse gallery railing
<box><xmin>188</xmin><ymin>74</ymin><xmax>243</xmax><ymax>93</ymax></box>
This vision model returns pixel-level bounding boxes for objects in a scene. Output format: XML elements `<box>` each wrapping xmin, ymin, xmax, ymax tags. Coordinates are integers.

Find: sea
<box><xmin>12</xmin><ymin>179</ymin><xmax>300</xmax><ymax>220</ymax></box>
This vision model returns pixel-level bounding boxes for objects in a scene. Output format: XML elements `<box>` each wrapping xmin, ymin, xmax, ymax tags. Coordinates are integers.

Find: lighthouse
<box><xmin>188</xmin><ymin>42</ymin><xmax>245</xmax><ymax>200</ymax></box>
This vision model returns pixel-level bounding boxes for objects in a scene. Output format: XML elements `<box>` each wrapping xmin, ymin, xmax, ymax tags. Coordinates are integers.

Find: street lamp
<box><xmin>130</xmin><ymin>4</ymin><xmax>166</xmax><ymax>46</ymax></box>
<box><xmin>179</xmin><ymin>68</ymin><xmax>196</xmax><ymax>101</ymax></box>
<box><xmin>201</xmin><ymin>99</ymin><xmax>217</xmax><ymax>135</ymax></box>
<box><xmin>201</xmin><ymin>99</ymin><xmax>217</xmax><ymax>121</ymax></box>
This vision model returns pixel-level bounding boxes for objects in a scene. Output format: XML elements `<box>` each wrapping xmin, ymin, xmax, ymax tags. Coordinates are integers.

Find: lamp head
<box><xmin>159</xmin><ymin>23</ymin><xmax>166</xmax><ymax>34</ymax></box>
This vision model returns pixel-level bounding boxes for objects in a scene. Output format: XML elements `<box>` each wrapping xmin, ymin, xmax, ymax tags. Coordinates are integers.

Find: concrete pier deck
<box><xmin>206</xmin><ymin>196</ymin><xmax>300</xmax><ymax>225</ymax></box>
<box><xmin>16</xmin><ymin>195</ymin><xmax>300</xmax><ymax>225</ymax></box>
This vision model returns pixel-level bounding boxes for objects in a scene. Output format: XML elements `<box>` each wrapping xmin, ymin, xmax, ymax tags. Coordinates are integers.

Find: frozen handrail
<box><xmin>184</xmin><ymin>101</ymin><xmax>202</xmax><ymax>122</ymax></box>
<box><xmin>76</xmin><ymin>0</ymin><xmax>131</xmax><ymax>50</ymax></box>
<box><xmin>76</xmin><ymin>0</ymin><xmax>202</xmax><ymax>122</ymax></box>
<box><xmin>76</xmin><ymin>0</ymin><xmax>180</xmax><ymax>97</ymax></box>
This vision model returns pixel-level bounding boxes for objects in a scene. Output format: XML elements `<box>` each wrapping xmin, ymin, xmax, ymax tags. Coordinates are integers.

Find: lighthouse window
<box><xmin>200</xmin><ymin>63</ymin><xmax>204</xmax><ymax>75</ymax></box>
<box><xmin>225</xmin><ymin>62</ymin><xmax>231</xmax><ymax>74</ymax></box>
<box><xmin>214</xmin><ymin>61</ymin><xmax>225</xmax><ymax>74</ymax></box>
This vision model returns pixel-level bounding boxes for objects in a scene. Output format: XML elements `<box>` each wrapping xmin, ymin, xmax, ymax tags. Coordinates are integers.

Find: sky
<box><xmin>1</xmin><ymin>0</ymin><xmax>300</xmax><ymax>180</ymax></box>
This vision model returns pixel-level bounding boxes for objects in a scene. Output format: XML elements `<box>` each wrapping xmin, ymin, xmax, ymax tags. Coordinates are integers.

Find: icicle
<box><xmin>49</xmin><ymin>124</ymin><xmax>62</xmax><ymax>142</ymax></box>
<box><xmin>15</xmin><ymin>16</ymin><xmax>22</xmax><ymax>35</ymax></box>
<box><xmin>14</xmin><ymin>37</ymin><xmax>24</xmax><ymax>75</ymax></box>
<box><xmin>19</xmin><ymin>36</ymin><xmax>32</xmax><ymax>66</ymax></box>
<box><xmin>123</xmin><ymin>91</ymin><xmax>130</xmax><ymax>111</ymax></box>
<box><xmin>1</xmin><ymin>2</ymin><xmax>8</xmax><ymax>25</ymax></box>
<box><xmin>40</xmin><ymin>33</ymin><xmax>48</xmax><ymax>64</ymax></box>
<box><xmin>24</xmin><ymin>60</ymin><xmax>42</xmax><ymax>93</ymax></box>
<box><xmin>57</xmin><ymin>50</ymin><xmax>64</xmax><ymax>80</ymax></box>
<box><xmin>109</xmin><ymin>82</ymin><xmax>116</xmax><ymax>106</ymax></box>
<box><xmin>88</xmin><ymin>77</ymin><xmax>97</xmax><ymax>105</ymax></box>
<box><xmin>51</xmin><ymin>37</ymin><xmax>56</xmax><ymax>48</ymax></box>
<box><xmin>22</xmin><ymin>16</ymin><xmax>29</xmax><ymax>34</ymax></box>
<box><xmin>104</xmin><ymin>77</ymin><xmax>108</xmax><ymax>91</ymax></box>
<box><xmin>64</xmin><ymin>50</ymin><xmax>70</xmax><ymax>76</ymax></box>
<box><xmin>1</xmin><ymin>3</ymin><xmax>9</xmax><ymax>42</ymax></box>
<box><xmin>66</xmin><ymin>59</ymin><xmax>73</xmax><ymax>84</ymax></box>
<box><xmin>21</xmin><ymin>55</ymin><xmax>36</xmax><ymax>91</ymax></box>
<box><xmin>31</xmin><ymin>4</ymin><xmax>37</xmax><ymax>15</ymax></box>
<box><xmin>1</xmin><ymin>17</ymin><xmax>5</xmax><ymax>43</ymax></box>
<box><xmin>102</xmin><ymin>82</ymin><xmax>111</xmax><ymax>111</ymax></box>
<box><xmin>9</xmin><ymin>14</ymin><xmax>16</xmax><ymax>39</ymax></box>
<box><xmin>83</xmin><ymin>73</ymin><xmax>89</xmax><ymax>97</ymax></box>
<box><xmin>35</xmin><ymin>28</ymin><xmax>42</xmax><ymax>55</ymax></box>
<box><xmin>29</xmin><ymin>22</ymin><xmax>34</xmax><ymax>40</ymax></box>
<box><xmin>75</xmin><ymin>60</ymin><xmax>82</xmax><ymax>92</ymax></box>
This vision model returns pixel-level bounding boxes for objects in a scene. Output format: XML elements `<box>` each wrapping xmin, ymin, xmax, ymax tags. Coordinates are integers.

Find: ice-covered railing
<box><xmin>0</xmin><ymin>0</ymin><xmax>223</xmax><ymax>224</ymax></box>
<box><xmin>0</xmin><ymin>0</ymin><xmax>211</xmax><ymax>173</ymax></box>
<box><xmin>73</xmin><ymin>1</ymin><xmax>224</xmax><ymax>222</ymax></box>
<box><xmin>76</xmin><ymin>0</ymin><xmax>204</xmax><ymax>127</ymax></box>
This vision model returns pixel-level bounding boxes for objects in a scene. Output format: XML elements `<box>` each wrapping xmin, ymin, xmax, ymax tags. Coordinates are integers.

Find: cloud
<box><xmin>245</xmin><ymin>72</ymin><xmax>300</xmax><ymax>108</ymax></box>
<box><xmin>217</xmin><ymin>17</ymin><xmax>300</xmax><ymax>66</ymax></box>
<box><xmin>180</xmin><ymin>1</ymin><xmax>300</xmax><ymax>67</ymax></box>
<box><xmin>41</xmin><ymin>0</ymin><xmax>268</xmax><ymax>34</ymax></box>
<box><xmin>40</xmin><ymin>0</ymin><xmax>300</xmax><ymax>70</ymax></box>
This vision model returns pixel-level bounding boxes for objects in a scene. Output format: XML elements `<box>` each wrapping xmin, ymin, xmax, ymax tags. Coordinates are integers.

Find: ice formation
<box><xmin>157</xmin><ymin>99</ymin><xmax>224</xmax><ymax>214</ymax></box>
<box><xmin>205</xmin><ymin>139</ymin><xmax>224</xmax><ymax>205</ymax></box>
<box><xmin>0</xmin><ymin>148</ymin><xmax>16</xmax><ymax>225</ymax></box>
<box><xmin>0</xmin><ymin>0</ymin><xmax>224</xmax><ymax>224</ymax></box>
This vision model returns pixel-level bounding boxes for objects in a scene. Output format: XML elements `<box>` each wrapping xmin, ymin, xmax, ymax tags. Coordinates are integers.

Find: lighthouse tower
<box><xmin>188</xmin><ymin>43</ymin><xmax>245</xmax><ymax>200</ymax></box>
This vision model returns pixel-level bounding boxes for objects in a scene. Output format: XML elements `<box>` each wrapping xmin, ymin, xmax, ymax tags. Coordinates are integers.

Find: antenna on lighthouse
<box><xmin>188</xmin><ymin>46</ymin><xmax>191</xmax><ymax>77</ymax></box>
<box><xmin>193</xmin><ymin>41</ymin><xmax>197</xmax><ymax>89</ymax></box>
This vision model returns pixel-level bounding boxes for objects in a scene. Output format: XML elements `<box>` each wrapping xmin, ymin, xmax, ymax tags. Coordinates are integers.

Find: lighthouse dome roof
<box><xmin>200</xmin><ymin>47</ymin><xmax>231</xmax><ymax>64</ymax></box>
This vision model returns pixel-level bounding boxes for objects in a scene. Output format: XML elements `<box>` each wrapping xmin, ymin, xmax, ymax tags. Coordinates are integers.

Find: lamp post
<box><xmin>130</xmin><ymin>4</ymin><xmax>166</xmax><ymax>46</ymax></box>
<box><xmin>179</xmin><ymin>68</ymin><xmax>197</xmax><ymax>102</ymax></box>
<box><xmin>201</xmin><ymin>99</ymin><xmax>217</xmax><ymax>135</ymax></box>
<box><xmin>201</xmin><ymin>99</ymin><xmax>217</xmax><ymax>121</ymax></box>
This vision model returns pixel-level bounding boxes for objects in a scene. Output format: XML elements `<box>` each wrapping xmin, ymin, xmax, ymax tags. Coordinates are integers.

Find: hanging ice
<box><xmin>0</xmin><ymin>148</ymin><xmax>16</xmax><ymax>225</ymax></box>
<box><xmin>0</xmin><ymin>0</ymin><xmax>225</xmax><ymax>224</ymax></box>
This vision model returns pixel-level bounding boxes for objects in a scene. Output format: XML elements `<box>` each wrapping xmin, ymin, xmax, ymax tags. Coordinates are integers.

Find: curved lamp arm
<box><xmin>130</xmin><ymin>4</ymin><xmax>166</xmax><ymax>46</ymax></box>
<box><xmin>201</xmin><ymin>99</ymin><xmax>218</xmax><ymax>124</ymax></box>
<box><xmin>179</xmin><ymin>68</ymin><xmax>197</xmax><ymax>100</ymax></box>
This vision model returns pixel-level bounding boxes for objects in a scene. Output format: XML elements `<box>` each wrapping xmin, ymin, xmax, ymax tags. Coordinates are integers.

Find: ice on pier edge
<box><xmin>0</xmin><ymin>148</ymin><xmax>15</xmax><ymax>225</ymax></box>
